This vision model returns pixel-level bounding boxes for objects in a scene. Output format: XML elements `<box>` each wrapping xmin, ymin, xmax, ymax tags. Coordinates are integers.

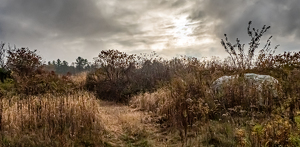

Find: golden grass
<box><xmin>98</xmin><ymin>101</ymin><xmax>156</xmax><ymax>146</ymax></box>
<box><xmin>70</xmin><ymin>72</ymin><xmax>87</xmax><ymax>86</ymax></box>
<box><xmin>129</xmin><ymin>87</ymin><xmax>208</xmax><ymax>146</ymax></box>
<box><xmin>0</xmin><ymin>91</ymin><xmax>176</xmax><ymax>146</ymax></box>
<box><xmin>130</xmin><ymin>88</ymin><xmax>171</xmax><ymax>114</ymax></box>
<box><xmin>0</xmin><ymin>91</ymin><xmax>105</xmax><ymax>146</ymax></box>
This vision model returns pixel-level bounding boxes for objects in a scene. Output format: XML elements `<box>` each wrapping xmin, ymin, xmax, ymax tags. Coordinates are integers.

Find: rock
<box><xmin>211</xmin><ymin>73</ymin><xmax>280</xmax><ymax>107</ymax></box>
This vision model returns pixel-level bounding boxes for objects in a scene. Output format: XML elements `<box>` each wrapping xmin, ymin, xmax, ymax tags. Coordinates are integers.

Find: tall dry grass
<box><xmin>0</xmin><ymin>91</ymin><xmax>105</xmax><ymax>146</ymax></box>
<box><xmin>70</xmin><ymin>72</ymin><xmax>87</xmax><ymax>86</ymax></box>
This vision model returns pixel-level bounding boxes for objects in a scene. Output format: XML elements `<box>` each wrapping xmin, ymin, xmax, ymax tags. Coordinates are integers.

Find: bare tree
<box><xmin>221</xmin><ymin>21</ymin><xmax>279</xmax><ymax>70</ymax></box>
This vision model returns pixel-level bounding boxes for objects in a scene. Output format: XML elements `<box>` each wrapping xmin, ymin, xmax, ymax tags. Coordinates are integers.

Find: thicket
<box><xmin>0</xmin><ymin>44</ymin><xmax>76</xmax><ymax>96</ymax></box>
<box><xmin>86</xmin><ymin>50</ymin><xmax>170</xmax><ymax>102</ymax></box>
<box><xmin>129</xmin><ymin>22</ymin><xmax>300</xmax><ymax>146</ymax></box>
<box><xmin>0</xmin><ymin>43</ymin><xmax>108</xmax><ymax>146</ymax></box>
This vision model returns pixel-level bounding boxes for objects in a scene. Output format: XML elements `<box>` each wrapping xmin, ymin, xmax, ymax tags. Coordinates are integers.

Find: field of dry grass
<box><xmin>0</xmin><ymin>92</ymin><xmax>104</xmax><ymax>146</ymax></box>
<box><xmin>1</xmin><ymin>64</ymin><xmax>300</xmax><ymax>146</ymax></box>
<box><xmin>1</xmin><ymin>34</ymin><xmax>300</xmax><ymax>146</ymax></box>
<box><xmin>0</xmin><ymin>90</ymin><xmax>193</xmax><ymax>146</ymax></box>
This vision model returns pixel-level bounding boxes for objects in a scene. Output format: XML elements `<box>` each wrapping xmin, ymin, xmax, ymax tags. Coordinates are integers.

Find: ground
<box><xmin>99</xmin><ymin>100</ymin><xmax>172</xmax><ymax>147</ymax></box>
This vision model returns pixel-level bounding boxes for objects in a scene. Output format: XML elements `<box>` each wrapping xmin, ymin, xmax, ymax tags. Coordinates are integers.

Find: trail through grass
<box><xmin>99</xmin><ymin>100</ymin><xmax>168</xmax><ymax>146</ymax></box>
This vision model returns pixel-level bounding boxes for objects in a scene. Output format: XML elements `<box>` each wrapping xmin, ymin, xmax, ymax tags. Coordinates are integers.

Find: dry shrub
<box><xmin>130</xmin><ymin>75</ymin><xmax>210</xmax><ymax>142</ymax></box>
<box><xmin>0</xmin><ymin>91</ymin><xmax>105</xmax><ymax>146</ymax></box>
<box><xmin>70</xmin><ymin>72</ymin><xmax>87</xmax><ymax>84</ymax></box>
<box><xmin>70</xmin><ymin>71</ymin><xmax>87</xmax><ymax>89</ymax></box>
<box><xmin>250</xmin><ymin>115</ymin><xmax>292</xmax><ymax>147</ymax></box>
<box><xmin>204</xmin><ymin>121</ymin><xmax>236</xmax><ymax>147</ymax></box>
<box><xmin>235</xmin><ymin>128</ymin><xmax>248</xmax><ymax>147</ymax></box>
<box><xmin>86</xmin><ymin>50</ymin><xmax>137</xmax><ymax>102</ymax></box>
<box><xmin>6</xmin><ymin>47</ymin><xmax>76</xmax><ymax>95</ymax></box>
<box><xmin>130</xmin><ymin>88</ymin><xmax>171</xmax><ymax>113</ymax></box>
<box><xmin>254</xmin><ymin>51</ymin><xmax>300</xmax><ymax>121</ymax></box>
<box><xmin>129</xmin><ymin>51</ymin><xmax>300</xmax><ymax>146</ymax></box>
<box><xmin>212</xmin><ymin>74</ymin><xmax>283</xmax><ymax>117</ymax></box>
<box><xmin>86</xmin><ymin>50</ymin><xmax>170</xmax><ymax>103</ymax></box>
<box><xmin>16</xmin><ymin>70</ymin><xmax>75</xmax><ymax>95</ymax></box>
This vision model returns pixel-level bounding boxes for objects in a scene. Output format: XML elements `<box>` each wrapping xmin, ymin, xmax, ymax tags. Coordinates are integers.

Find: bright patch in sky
<box><xmin>172</xmin><ymin>16</ymin><xmax>195</xmax><ymax>46</ymax></box>
<box><xmin>170</xmin><ymin>15</ymin><xmax>214</xmax><ymax>47</ymax></box>
<box><xmin>198</xmin><ymin>38</ymin><xmax>214</xmax><ymax>44</ymax></box>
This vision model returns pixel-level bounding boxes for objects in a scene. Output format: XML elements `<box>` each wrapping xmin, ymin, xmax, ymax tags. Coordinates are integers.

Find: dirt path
<box><xmin>98</xmin><ymin>101</ymin><xmax>168</xmax><ymax>147</ymax></box>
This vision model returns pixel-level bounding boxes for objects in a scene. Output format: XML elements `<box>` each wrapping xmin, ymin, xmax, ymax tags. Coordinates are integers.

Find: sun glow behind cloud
<box><xmin>171</xmin><ymin>16</ymin><xmax>195</xmax><ymax>46</ymax></box>
<box><xmin>147</xmin><ymin>13</ymin><xmax>216</xmax><ymax>54</ymax></box>
<box><xmin>168</xmin><ymin>15</ymin><xmax>215</xmax><ymax>48</ymax></box>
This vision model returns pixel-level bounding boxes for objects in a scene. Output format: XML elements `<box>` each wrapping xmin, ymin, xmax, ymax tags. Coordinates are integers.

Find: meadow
<box><xmin>0</xmin><ymin>22</ymin><xmax>300</xmax><ymax>146</ymax></box>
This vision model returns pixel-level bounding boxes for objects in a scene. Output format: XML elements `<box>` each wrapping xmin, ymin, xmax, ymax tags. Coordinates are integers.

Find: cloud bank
<box><xmin>0</xmin><ymin>0</ymin><xmax>299</xmax><ymax>62</ymax></box>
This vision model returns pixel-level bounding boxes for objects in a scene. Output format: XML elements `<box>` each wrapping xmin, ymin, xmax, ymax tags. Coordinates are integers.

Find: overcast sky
<box><xmin>0</xmin><ymin>0</ymin><xmax>299</xmax><ymax>63</ymax></box>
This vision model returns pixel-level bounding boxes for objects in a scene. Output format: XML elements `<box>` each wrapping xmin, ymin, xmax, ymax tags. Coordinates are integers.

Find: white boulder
<box><xmin>211</xmin><ymin>73</ymin><xmax>280</xmax><ymax>106</ymax></box>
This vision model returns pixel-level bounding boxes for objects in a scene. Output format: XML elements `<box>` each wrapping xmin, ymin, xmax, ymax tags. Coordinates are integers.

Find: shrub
<box><xmin>250</xmin><ymin>116</ymin><xmax>292</xmax><ymax>146</ymax></box>
<box><xmin>6</xmin><ymin>47</ymin><xmax>75</xmax><ymax>95</ymax></box>
<box><xmin>86</xmin><ymin>50</ymin><xmax>170</xmax><ymax>103</ymax></box>
<box><xmin>21</xmin><ymin>70</ymin><xmax>75</xmax><ymax>95</ymax></box>
<box><xmin>86</xmin><ymin>50</ymin><xmax>136</xmax><ymax>102</ymax></box>
<box><xmin>7</xmin><ymin>47</ymin><xmax>42</xmax><ymax>78</ymax></box>
<box><xmin>130</xmin><ymin>58</ymin><xmax>213</xmax><ymax>141</ymax></box>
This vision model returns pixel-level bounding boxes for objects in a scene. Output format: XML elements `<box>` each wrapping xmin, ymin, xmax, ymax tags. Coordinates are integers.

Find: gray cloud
<box><xmin>0</xmin><ymin>0</ymin><xmax>131</xmax><ymax>61</ymax></box>
<box><xmin>0</xmin><ymin>0</ymin><xmax>123</xmax><ymax>38</ymax></box>
<box><xmin>0</xmin><ymin>0</ymin><xmax>299</xmax><ymax>62</ymax></box>
<box><xmin>188</xmin><ymin>0</ymin><xmax>300</xmax><ymax>49</ymax></box>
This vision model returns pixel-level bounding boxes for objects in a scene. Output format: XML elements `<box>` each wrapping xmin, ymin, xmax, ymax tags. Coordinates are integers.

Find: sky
<box><xmin>0</xmin><ymin>0</ymin><xmax>299</xmax><ymax>63</ymax></box>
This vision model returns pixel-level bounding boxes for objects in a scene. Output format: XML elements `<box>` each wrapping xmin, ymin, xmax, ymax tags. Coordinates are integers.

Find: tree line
<box><xmin>45</xmin><ymin>56</ymin><xmax>95</xmax><ymax>75</ymax></box>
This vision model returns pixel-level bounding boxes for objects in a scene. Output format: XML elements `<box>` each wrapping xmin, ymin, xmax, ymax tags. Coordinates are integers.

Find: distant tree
<box><xmin>56</xmin><ymin>59</ymin><xmax>65</xmax><ymax>73</ymax></box>
<box><xmin>44</xmin><ymin>61</ymin><xmax>55</xmax><ymax>72</ymax></box>
<box><xmin>56</xmin><ymin>59</ymin><xmax>62</xmax><ymax>67</ymax></box>
<box><xmin>52</xmin><ymin>60</ymin><xmax>56</xmax><ymax>66</ymax></box>
<box><xmin>85</xmin><ymin>63</ymin><xmax>91</xmax><ymax>71</ymax></box>
<box><xmin>75</xmin><ymin>57</ymin><xmax>88</xmax><ymax>73</ymax></box>
<box><xmin>62</xmin><ymin>60</ymin><xmax>68</xmax><ymax>66</ymax></box>
<box><xmin>69</xmin><ymin>63</ymin><xmax>76</xmax><ymax>74</ymax></box>
<box><xmin>46</xmin><ymin>57</ymin><xmax>92</xmax><ymax>74</ymax></box>
<box><xmin>46</xmin><ymin>59</ymin><xmax>72</xmax><ymax>74</ymax></box>
<box><xmin>61</xmin><ymin>60</ymin><xmax>69</xmax><ymax>74</ymax></box>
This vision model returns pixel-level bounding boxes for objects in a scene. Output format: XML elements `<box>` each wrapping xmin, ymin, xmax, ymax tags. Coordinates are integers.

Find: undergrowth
<box><xmin>0</xmin><ymin>21</ymin><xmax>300</xmax><ymax>146</ymax></box>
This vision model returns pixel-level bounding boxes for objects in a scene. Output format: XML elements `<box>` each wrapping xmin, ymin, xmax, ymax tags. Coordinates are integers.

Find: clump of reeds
<box><xmin>0</xmin><ymin>91</ymin><xmax>105</xmax><ymax>146</ymax></box>
<box><xmin>130</xmin><ymin>88</ymin><xmax>171</xmax><ymax>113</ymax></box>
<box><xmin>70</xmin><ymin>71</ymin><xmax>87</xmax><ymax>87</ymax></box>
